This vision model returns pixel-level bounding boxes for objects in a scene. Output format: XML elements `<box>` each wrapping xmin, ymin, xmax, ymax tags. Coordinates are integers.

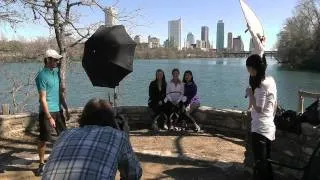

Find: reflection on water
<box><xmin>0</xmin><ymin>58</ymin><xmax>319</xmax><ymax>112</ymax></box>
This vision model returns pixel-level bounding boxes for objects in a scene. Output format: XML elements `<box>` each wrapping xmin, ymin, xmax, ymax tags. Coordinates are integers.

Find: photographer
<box><xmin>42</xmin><ymin>98</ymin><xmax>142</xmax><ymax>180</ymax></box>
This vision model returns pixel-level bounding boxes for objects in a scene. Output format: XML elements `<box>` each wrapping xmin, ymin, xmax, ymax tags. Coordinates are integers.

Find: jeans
<box><xmin>251</xmin><ymin>132</ymin><xmax>273</xmax><ymax>180</ymax></box>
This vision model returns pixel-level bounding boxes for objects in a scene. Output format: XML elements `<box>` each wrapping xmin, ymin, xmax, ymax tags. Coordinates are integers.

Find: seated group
<box><xmin>148</xmin><ymin>68</ymin><xmax>201</xmax><ymax>132</ymax></box>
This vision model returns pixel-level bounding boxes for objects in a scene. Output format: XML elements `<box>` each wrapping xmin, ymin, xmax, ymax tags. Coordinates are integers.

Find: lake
<box><xmin>0</xmin><ymin>58</ymin><xmax>319</xmax><ymax>112</ymax></box>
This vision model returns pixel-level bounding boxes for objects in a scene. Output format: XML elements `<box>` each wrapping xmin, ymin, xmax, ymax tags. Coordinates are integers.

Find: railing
<box><xmin>298</xmin><ymin>90</ymin><xmax>320</xmax><ymax>113</ymax></box>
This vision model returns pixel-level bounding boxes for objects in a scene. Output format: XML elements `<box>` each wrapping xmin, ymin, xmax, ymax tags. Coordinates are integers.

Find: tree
<box><xmin>4</xmin><ymin>0</ymin><xmax>140</xmax><ymax>95</ymax></box>
<box><xmin>277</xmin><ymin>0</ymin><xmax>320</xmax><ymax>70</ymax></box>
<box><xmin>0</xmin><ymin>0</ymin><xmax>22</xmax><ymax>25</ymax></box>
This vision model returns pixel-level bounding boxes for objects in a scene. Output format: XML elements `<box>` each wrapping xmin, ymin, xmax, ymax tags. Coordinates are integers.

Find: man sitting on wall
<box><xmin>42</xmin><ymin>98</ymin><xmax>142</xmax><ymax>180</ymax></box>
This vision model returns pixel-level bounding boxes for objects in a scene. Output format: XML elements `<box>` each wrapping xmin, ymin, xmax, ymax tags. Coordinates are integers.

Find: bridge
<box><xmin>220</xmin><ymin>51</ymin><xmax>277</xmax><ymax>58</ymax></box>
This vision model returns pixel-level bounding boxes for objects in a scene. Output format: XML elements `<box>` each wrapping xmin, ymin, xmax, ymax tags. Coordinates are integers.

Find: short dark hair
<box><xmin>79</xmin><ymin>98</ymin><xmax>117</xmax><ymax>128</ymax></box>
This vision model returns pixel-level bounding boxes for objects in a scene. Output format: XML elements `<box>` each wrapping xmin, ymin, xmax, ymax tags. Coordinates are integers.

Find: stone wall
<box><xmin>3</xmin><ymin>106</ymin><xmax>318</xmax><ymax>178</ymax></box>
<box><xmin>0</xmin><ymin>106</ymin><xmax>249</xmax><ymax>138</ymax></box>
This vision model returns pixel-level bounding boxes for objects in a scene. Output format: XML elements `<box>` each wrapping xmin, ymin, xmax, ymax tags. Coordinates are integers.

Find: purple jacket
<box><xmin>184</xmin><ymin>82</ymin><xmax>200</xmax><ymax>106</ymax></box>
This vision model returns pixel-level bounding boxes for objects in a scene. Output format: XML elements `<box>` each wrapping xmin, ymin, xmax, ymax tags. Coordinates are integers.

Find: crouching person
<box><xmin>42</xmin><ymin>98</ymin><xmax>142</xmax><ymax>180</ymax></box>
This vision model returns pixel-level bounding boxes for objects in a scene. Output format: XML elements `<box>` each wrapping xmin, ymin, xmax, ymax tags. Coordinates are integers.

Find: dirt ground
<box><xmin>0</xmin><ymin>129</ymin><xmax>251</xmax><ymax>180</ymax></box>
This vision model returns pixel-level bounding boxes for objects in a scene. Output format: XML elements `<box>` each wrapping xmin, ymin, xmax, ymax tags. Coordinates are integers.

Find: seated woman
<box><xmin>165</xmin><ymin>68</ymin><xmax>200</xmax><ymax>132</ymax></box>
<box><xmin>148</xmin><ymin>69</ymin><xmax>167</xmax><ymax>130</ymax></box>
<box><xmin>183</xmin><ymin>70</ymin><xmax>201</xmax><ymax>132</ymax></box>
<box><xmin>165</xmin><ymin>68</ymin><xmax>185</xmax><ymax>130</ymax></box>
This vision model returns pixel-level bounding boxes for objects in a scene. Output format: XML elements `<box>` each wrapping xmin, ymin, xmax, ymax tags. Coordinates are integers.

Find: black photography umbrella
<box><xmin>82</xmin><ymin>25</ymin><xmax>136</xmax><ymax>133</ymax></box>
<box><xmin>82</xmin><ymin>25</ymin><xmax>137</xmax><ymax>88</ymax></box>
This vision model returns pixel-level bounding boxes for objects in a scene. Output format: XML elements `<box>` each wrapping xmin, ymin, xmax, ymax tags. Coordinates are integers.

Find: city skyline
<box><xmin>1</xmin><ymin>0</ymin><xmax>298</xmax><ymax>51</ymax></box>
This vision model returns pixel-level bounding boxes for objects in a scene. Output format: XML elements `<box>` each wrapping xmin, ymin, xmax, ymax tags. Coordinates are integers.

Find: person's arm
<box><xmin>190</xmin><ymin>84</ymin><xmax>197</xmax><ymax>99</ymax></box>
<box><xmin>165</xmin><ymin>83</ymin><xmax>172</xmax><ymax>102</ymax></box>
<box><xmin>273</xmin><ymin>101</ymin><xmax>278</xmax><ymax>116</ymax></box>
<box><xmin>247</xmin><ymin>24</ymin><xmax>264</xmax><ymax>54</ymax></box>
<box><xmin>248</xmin><ymin>87</ymin><xmax>266</xmax><ymax>113</ymax></box>
<box><xmin>39</xmin><ymin>91</ymin><xmax>56</xmax><ymax>128</ymax></box>
<box><xmin>178</xmin><ymin>83</ymin><xmax>186</xmax><ymax>103</ymax></box>
<box><xmin>60</xmin><ymin>89</ymin><xmax>70</xmax><ymax>120</ymax></box>
<box><xmin>118</xmin><ymin>136</ymin><xmax>142</xmax><ymax>180</ymax></box>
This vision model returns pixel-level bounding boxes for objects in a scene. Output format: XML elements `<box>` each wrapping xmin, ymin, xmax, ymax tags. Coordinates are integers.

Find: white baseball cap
<box><xmin>45</xmin><ymin>49</ymin><xmax>62</xmax><ymax>59</ymax></box>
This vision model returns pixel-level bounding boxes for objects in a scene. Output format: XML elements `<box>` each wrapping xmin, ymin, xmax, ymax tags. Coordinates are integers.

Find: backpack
<box><xmin>274</xmin><ymin>105</ymin><xmax>301</xmax><ymax>134</ymax></box>
<box><xmin>301</xmin><ymin>100</ymin><xmax>320</xmax><ymax>126</ymax></box>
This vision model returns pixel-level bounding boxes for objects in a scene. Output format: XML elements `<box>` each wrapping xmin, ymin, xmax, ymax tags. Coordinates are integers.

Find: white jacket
<box><xmin>165</xmin><ymin>81</ymin><xmax>186</xmax><ymax>104</ymax></box>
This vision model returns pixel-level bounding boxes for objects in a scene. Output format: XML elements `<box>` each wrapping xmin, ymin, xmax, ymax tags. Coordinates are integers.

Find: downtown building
<box><xmin>233</xmin><ymin>36</ymin><xmax>244</xmax><ymax>52</ymax></box>
<box><xmin>227</xmin><ymin>32</ymin><xmax>233</xmax><ymax>52</ymax></box>
<box><xmin>186</xmin><ymin>32</ymin><xmax>195</xmax><ymax>49</ymax></box>
<box><xmin>216</xmin><ymin>20</ymin><xmax>224</xmax><ymax>51</ymax></box>
<box><xmin>201</xmin><ymin>26</ymin><xmax>210</xmax><ymax>49</ymax></box>
<box><xmin>168</xmin><ymin>18</ymin><xmax>182</xmax><ymax>50</ymax></box>
<box><xmin>148</xmin><ymin>35</ymin><xmax>160</xmax><ymax>48</ymax></box>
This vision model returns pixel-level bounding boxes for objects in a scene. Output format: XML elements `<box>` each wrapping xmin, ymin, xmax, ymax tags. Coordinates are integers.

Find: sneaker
<box><xmin>163</xmin><ymin>124</ymin><xmax>168</xmax><ymax>130</ymax></box>
<box><xmin>37</xmin><ymin>163</ymin><xmax>45</xmax><ymax>176</ymax></box>
<box><xmin>194</xmin><ymin>124</ymin><xmax>201</xmax><ymax>133</ymax></box>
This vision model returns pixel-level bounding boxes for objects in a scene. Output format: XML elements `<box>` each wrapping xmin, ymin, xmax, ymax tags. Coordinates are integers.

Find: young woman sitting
<box><xmin>148</xmin><ymin>69</ymin><xmax>167</xmax><ymax>130</ymax></box>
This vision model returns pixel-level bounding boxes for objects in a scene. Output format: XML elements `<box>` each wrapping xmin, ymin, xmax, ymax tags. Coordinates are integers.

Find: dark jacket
<box><xmin>148</xmin><ymin>80</ymin><xmax>167</xmax><ymax>107</ymax></box>
<box><xmin>184</xmin><ymin>82</ymin><xmax>197</xmax><ymax>106</ymax></box>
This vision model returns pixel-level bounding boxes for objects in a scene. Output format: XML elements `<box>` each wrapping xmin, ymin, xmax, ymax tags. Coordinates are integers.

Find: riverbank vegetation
<box><xmin>276</xmin><ymin>0</ymin><xmax>320</xmax><ymax>71</ymax></box>
<box><xmin>0</xmin><ymin>38</ymin><xmax>215</xmax><ymax>61</ymax></box>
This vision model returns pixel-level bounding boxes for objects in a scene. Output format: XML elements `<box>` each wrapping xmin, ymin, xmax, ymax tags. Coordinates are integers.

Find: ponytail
<box><xmin>262</xmin><ymin>53</ymin><xmax>267</xmax><ymax>70</ymax></box>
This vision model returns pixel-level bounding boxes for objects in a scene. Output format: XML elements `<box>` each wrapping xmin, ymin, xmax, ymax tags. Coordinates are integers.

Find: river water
<box><xmin>0</xmin><ymin>58</ymin><xmax>319</xmax><ymax>112</ymax></box>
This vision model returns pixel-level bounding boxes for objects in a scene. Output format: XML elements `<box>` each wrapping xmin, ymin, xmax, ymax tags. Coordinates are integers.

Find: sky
<box><xmin>1</xmin><ymin>0</ymin><xmax>299</xmax><ymax>50</ymax></box>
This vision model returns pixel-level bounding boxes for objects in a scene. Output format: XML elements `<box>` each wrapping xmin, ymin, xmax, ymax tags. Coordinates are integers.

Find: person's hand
<box><xmin>245</xmin><ymin>23</ymin><xmax>249</xmax><ymax>33</ymax></box>
<box><xmin>246</xmin><ymin>87</ymin><xmax>253</xmax><ymax>98</ymax></box>
<box><xmin>182</xmin><ymin>96</ymin><xmax>187</xmax><ymax>103</ymax></box>
<box><xmin>164</xmin><ymin>97</ymin><xmax>168</xmax><ymax>103</ymax></box>
<box><xmin>47</xmin><ymin>116</ymin><xmax>56</xmax><ymax>128</ymax></box>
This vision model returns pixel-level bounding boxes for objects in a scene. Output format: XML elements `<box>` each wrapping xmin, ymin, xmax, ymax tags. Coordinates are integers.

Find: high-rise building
<box><xmin>164</xmin><ymin>39</ymin><xmax>169</xmax><ymax>48</ymax></box>
<box><xmin>186</xmin><ymin>32</ymin><xmax>195</xmax><ymax>48</ymax></box>
<box><xmin>148</xmin><ymin>35</ymin><xmax>160</xmax><ymax>48</ymax></box>
<box><xmin>134</xmin><ymin>35</ymin><xmax>141</xmax><ymax>44</ymax></box>
<box><xmin>249</xmin><ymin>38</ymin><xmax>254</xmax><ymax>52</ymax></box>
<box><xmin>196</xmin><ymin>40</ymin><xmax>202</xmax><ymax>48</ymax></box>
<box><xmin>233</xmin><ymin>36</ymin><xmax>244</xmax><ymax>52</ymax></box>
<box><xmin>216</xmin><ymin>20</ymin><xmax>225</xmax><ymax>50</ymax></box>
<box><xmin>201</xmin><ymin>26</ymin><xmax>209</xmax><ymax>49</ymax></box>
<box><xmin>227</xmin><ymin>32</ymin><xmax>233</xmax><ymax>51</ymax></box>
<box><xmin>168</xmin><ymin>18</ymin><xmax>182</xmax><ymax>50</ymax></box>
<box><xmin>104</xmin><ymin>7</ymin><xmax>117</xmax><ymax>26</ymax></box>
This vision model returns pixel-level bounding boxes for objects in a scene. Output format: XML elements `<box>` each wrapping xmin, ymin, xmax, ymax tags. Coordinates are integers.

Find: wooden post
<box><xmin>298</xmin><ymin>91</ymin><xmax>304</xmax><ymax>113</ymax></box>
<box><xmin>1</xmin><ymin>104</ymin><xmax>10</xmax><ymax>115</ymax></box>
<box><xmin>298</xmin><ymin>90</ymin><xmax>320</xmax><ymax>113</ymax></box>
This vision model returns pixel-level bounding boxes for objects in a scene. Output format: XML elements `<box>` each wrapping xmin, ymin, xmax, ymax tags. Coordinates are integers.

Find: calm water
<box><xmin>0</xmin><ymin>58</ymin><xmax>320</xmax><ymax>112</ymax></box>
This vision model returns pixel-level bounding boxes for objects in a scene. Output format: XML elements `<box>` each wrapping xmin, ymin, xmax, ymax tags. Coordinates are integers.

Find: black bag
<box><xmin>274</xmin><ymin>105</ymin><xmax>301</xmax><ymax>134</ymax></box>
<box><xmin>301</xmin><ymin>100</ymin><xmax>320</xmax><ymax>125</ymax></box>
